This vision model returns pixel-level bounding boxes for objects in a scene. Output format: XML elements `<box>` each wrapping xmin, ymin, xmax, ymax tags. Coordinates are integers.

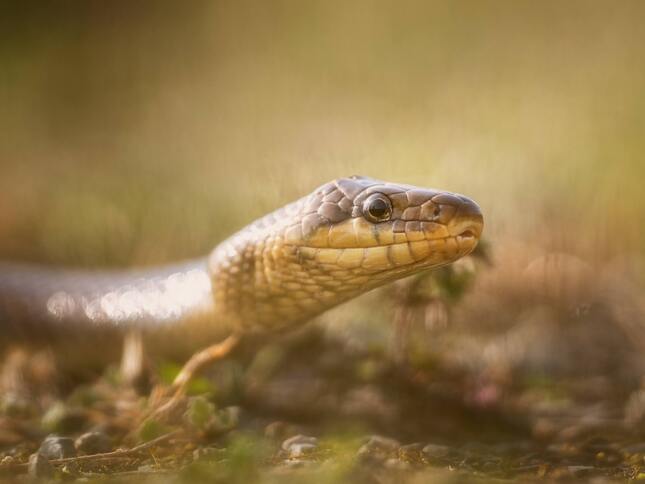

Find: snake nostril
<box><xmin>459</xmin><ymin>229</ymin><xmax>476</xmax><ymax>238</ymax></box>
<box><xmin>433</xmin><ymin>206</ymin><xmax>441</xmax><ymax>218</ymax></box>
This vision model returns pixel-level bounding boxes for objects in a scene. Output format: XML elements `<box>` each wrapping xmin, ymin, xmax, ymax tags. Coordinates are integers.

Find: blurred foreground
<box><xmin>1</xmin><ymin>1</ymin><xmax>645</xmax><ymax>481</ymax></box>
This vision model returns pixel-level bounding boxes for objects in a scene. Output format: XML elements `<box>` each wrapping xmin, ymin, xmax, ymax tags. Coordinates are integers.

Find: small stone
<box><xmin>399</xmin><ymin>442</ymin><xmax>424</xmax><ymax>460</ymax></box>
<box><xmin>60</xmin><ymin>463</ymin><xmax>79</xmax><ymax>477</ymax></box>
<box><xmin>39</xmin><ymin>435</ymin><xmax>77</xmax><ymax>460</ymax></box>
<box><xmin>282</xmin><ymin>435</ymin><xmax>318</xmax><ymax>458</ymax></box>
<box><xmin>567</xmin><ymin>465</ymin><xmax>595</xmax><ymax>477</ymax></box>
<box><xmin>192</xmin><ymin>446</ymin><xmax>223</xmax><ymax>461</ymax></box>
<box><xmin>422</xmin><ymin>443</ymin><xmax>451</xmax><ymax>459</ymax></box>
<box><xmin>399</xmin><ymin>442</ymin><xmax>424</xmax><ymax>456</ymax></box>
<box><xmin>362</xmin><ymin>435</ymin><xmax>400</xmax><ymax>452</ymax></box>
<box><xmin>384</xmin><ymin>457</ymin><xmax>410</xmax><ymax>470</ymax></box>
<box><xmin>357</xmin><ymin>435</ymin><xmax>400</xmax><ymax>461</ymax></box>
<box><xmin>623</xmin><ymin>443</ymin><xmax>645</xmax><ymax>454</ymax></box>
<box><xmin>28</xmin><ymin>453</ymin><xmax>53</xmax><ymax>479</ymax></box>
<box><xmin>276</xmin><ymin>459</ymin><xmax>318</xmax><ymax>470</ymax></box>
<box><xmin>400</xmin><ymin>442</ymin><xmax>424</xmax><ymax>452</ymax></box>
<box><xmin>281</xmin><ymin>459</ymin><xmax>307</xmax><ymax>468</ymax></box>
<box><xmin>75</xmin><ymin>431</ymin><xmax>112</xmax><ymax>454</ymax></box>
<box><xmin>289</xmin><ymin>443</ymin><xmax>317</xmax><ymax>458</ymax></box>
<box><xmin>282</xmin><ymin>434</ymin><xmax>318</xmax><ymax>451</ymax></box>
<box><xmin>546</xmin><ymin>442</ymin><xmax>579</xmax><ymax>457</ymax></box>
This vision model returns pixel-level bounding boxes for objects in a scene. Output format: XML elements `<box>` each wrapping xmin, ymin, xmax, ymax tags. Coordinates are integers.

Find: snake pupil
<box><xmin>363</xmin><ymin>195</ymin><xmax>392</xmax><ymax>222</ymax></box>
<box><xmin>370</xmin><ymin>200</ymin><xmax>387</xmax><ymax>218</ymax></box>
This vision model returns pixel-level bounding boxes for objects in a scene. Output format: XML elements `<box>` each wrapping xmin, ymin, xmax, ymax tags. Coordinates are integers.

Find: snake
<box><xmin>0</xmin><ymin>176</ymin><xmax>483</xmax><ymax>341</ymax></box>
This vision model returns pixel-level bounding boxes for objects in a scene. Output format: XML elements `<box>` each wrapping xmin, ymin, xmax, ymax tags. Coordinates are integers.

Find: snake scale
<box><xmin>0</xmin><ymin>176</ymin><xmax>483</xmax><ymax>341</ymax></box>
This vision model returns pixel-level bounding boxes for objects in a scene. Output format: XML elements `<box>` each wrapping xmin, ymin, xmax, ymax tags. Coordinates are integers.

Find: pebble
<box><xmin>280</xmin><ymin>459</ymin><xmax>308</xmax><ymax>469</ymax></box>
<box><xmin>28</xmin><ymin>452</ymin><xmax>54</xmax><ymax>479</ymax></box>
<box><xmin>400</xmin><ymin>442</ymin><xmax>424</xmax><ymax>451</ymax></box>
<box><xmin>399</xmin><ymin>442</ymin><xmax>424</xmax><ymax>457</ymax></box>
<box><xmin>357</xmin><ymin>435</ymin><xmax>400</xmax><ymax>461</ymax></box>
<box><xmin>39</xmin><ymin>435</ymin><xmax>77</xmax><ymax>460</ymax></box>
<box><xmin>282</xmin><ymin>435</ymin><xmax>318</xmax><ymax>458</ymax></box>
<box><xmin>363</xmin><ymin>435</ymin><xmax>401</xmax><ymax>452</ymax></box>
<box><xmin>422</xmin><ymin>443</ymin><xmax>451</xmax><ymax>459</ymax></box>
<box><xmin>384</xmin><ymin>457</ymin><xmax>411</xmax><ymax>470</ymax></box>
<box><xmin>60</xmin><ymin>463</ymin><xmax>79</xmax><ymax>478</ymax></box>
<box><xmin>192</xmin><ymin>446</ymin><xmax>224</xmax><ymax>461</ymax></box>
<box><xmin>271</xmin><ymin>459</ymin><xmax>320</xmax><ymax>475</ymax></box>
<box><xmin>567</xmin><ymin>465</ymin><xmax>595</xmax><ymax>477</ymax></box>
<box><xmin>75</xmin><ymin>431</ymin><xmax>113</xmax><ymax>454</ymax></box>
<box><xmin>289</xmin><ymin>443</ymin><xmax>317</xmax><ymax>458</ymax></box>
<box><xmin>623</xmin><ymin>443</ymin><xmax>645</xmax><ymax>454</ymax></box>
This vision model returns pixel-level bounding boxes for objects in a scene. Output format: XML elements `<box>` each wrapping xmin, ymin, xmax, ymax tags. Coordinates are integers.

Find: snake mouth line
<box><xmin>458</xmin><ymin>229</ymin><xmax>476</xmax><ymax>239</ymax></box>
<box><xmin>455</xmin><ymin>230</ymin><xmax>478</xmax><ymax>244</ymax></box>
<box><xmin>292</xmin><ymin>235</ymin><xmax>478</xmax><ymax>274</ymax></box>
<box><xmin>296</xmin><ymin>235</ymin><xmax>476</xmax><ymax>251</ymax></box>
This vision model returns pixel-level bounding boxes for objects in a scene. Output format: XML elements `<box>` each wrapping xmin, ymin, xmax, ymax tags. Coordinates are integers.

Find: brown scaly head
<box><xmin>209</xmin><ymin>176</ymin><xmax>483</xmax><ymax>332</ymax></box>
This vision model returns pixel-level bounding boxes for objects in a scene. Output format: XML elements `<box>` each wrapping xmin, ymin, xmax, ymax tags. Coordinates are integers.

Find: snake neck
<box><xmin>208</xmin><ymin>221</ymin><xmax>362</xmax><ymax>333</ymax></box>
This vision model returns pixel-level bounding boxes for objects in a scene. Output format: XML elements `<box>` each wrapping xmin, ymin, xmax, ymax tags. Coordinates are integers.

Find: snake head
<box><xmin>209</xmin><ymin>175</ymin><xmax>483</xmax><ymax>330</ymax></box>
<box><xmin>285</xmin><ymin>176</ymin><xmax>483</xmax><ymax>278</ymax></box>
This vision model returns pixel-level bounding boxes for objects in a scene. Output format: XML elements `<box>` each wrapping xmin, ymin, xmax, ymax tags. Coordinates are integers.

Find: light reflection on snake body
<box><xmin>0</xmin><ymin>176</ymin><xmax>483</xmax><ymax>338</ymax></box>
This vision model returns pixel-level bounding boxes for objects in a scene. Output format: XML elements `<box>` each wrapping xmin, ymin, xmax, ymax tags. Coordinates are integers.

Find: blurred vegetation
<box><xmin>2</xmin><ymin>1</ymin><xmax>645</xmax><ymax>265</ymax></box>
<box><xmin>2</xmin><ymin>1</ymin><xmax>645</xmax><ymax>481</ymax></box>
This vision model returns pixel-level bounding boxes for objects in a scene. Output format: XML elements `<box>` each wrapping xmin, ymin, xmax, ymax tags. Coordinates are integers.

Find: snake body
<box><xmin>0</xmin><ymin>176</ymin><xmax>483</xmax><ymax>338</ymax></box>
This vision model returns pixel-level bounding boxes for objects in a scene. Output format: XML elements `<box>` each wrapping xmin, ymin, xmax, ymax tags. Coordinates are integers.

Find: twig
<box><xmin>1</xmin><ymin>430</ymin><xmax>183</xmax><ymax>473</ymax></box>
<box><xmin>57</xmin><ymin>429</ymin><xmax>183</xmax><ymax>464</ymax></box>
<box><xmin>146</xmin><ymin>332</ymin><xmax>241</xmax><ymax>421</ymax></box>
<box><xmin>171</xmin><ymin>332</ymin><xmax>240</xmax><ymax>390</ymax></box>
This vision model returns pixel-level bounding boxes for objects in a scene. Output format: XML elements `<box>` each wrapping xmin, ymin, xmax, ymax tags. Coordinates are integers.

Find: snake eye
<box><xmin>363</xmin><ymin>194</ymin><xmax>392</xmax><ymax>223</ymax></box>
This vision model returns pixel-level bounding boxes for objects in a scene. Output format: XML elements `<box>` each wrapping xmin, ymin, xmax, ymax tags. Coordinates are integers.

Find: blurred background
<box><xmin>2</xmin><ymin>0</ymin><xmax>645</xmax><ymax>479</ymax></box>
